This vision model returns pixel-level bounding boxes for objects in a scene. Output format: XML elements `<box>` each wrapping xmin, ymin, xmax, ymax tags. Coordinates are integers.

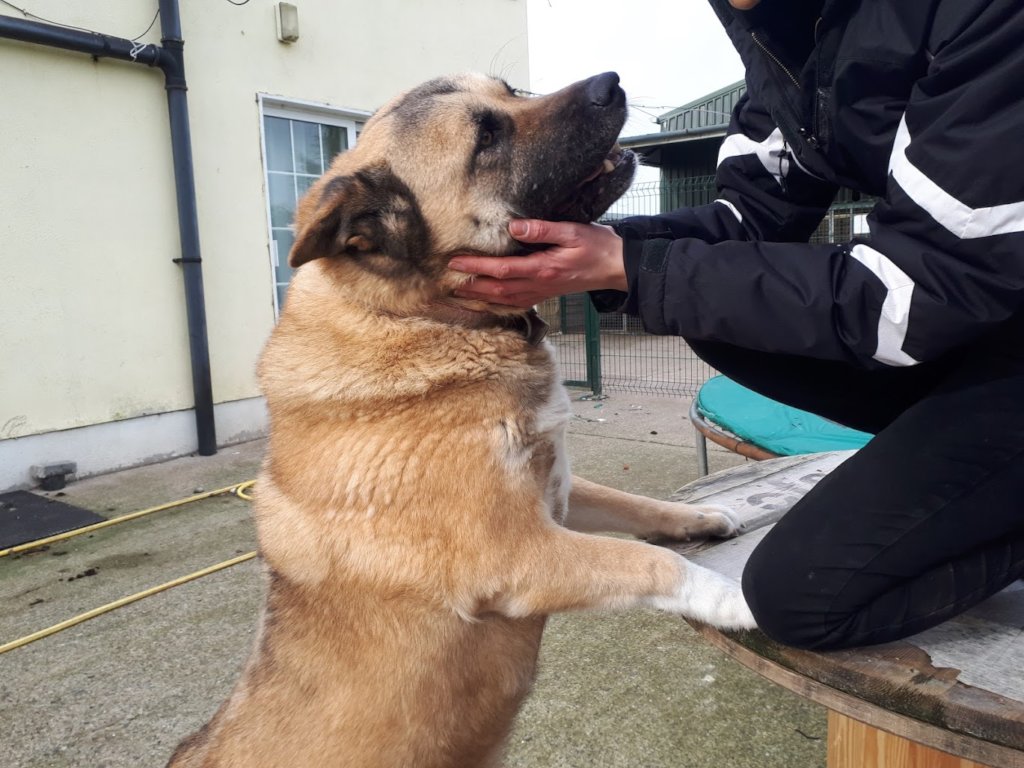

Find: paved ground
<box><xmin>0</xmin><ymin>390</ymin><xmax>827</xmax><ymax>768</ymax></box>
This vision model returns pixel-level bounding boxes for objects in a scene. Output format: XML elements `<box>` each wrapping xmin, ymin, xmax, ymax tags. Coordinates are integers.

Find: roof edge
<box><xmin>620</xmin><ymin>125</ymin><xmax>728</xmax><ymax>151</ymax></box>
<box><xmin>657</xmin><ymin>79</ymin><xmax>746</xmax><ymax>123</ymax></box>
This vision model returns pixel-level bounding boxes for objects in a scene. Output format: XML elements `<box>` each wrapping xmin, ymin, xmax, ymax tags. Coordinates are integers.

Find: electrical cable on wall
<box><xmin>0</xmin><ymin>0</ymin><xmax>160</xmax><ymax>42</ymax></box>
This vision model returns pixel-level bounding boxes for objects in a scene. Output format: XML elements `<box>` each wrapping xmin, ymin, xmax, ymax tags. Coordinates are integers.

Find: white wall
<box><xmin>0</xmin><ymin>0</ymin><xmax>528</xmax><ymax>488</ymax></box>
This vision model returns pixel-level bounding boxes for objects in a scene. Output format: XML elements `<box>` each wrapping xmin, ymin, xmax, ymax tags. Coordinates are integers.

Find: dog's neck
<box><xmin>426</xmin><ymin>299</ymin><xmax>548</xmax><ymax>346</ymax></box>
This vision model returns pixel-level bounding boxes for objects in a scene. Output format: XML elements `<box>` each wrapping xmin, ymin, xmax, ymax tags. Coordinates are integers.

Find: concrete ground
<box><xmin>0</xmin><ymin>390</ymin><xmax>827</xmax><ymax>768</ymax></box>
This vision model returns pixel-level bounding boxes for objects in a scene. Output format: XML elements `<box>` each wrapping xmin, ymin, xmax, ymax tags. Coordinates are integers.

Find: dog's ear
<box><xmin>288</xmin><ymin>164</ymin><xmax>430</xmax><ymax>270</ymax></box>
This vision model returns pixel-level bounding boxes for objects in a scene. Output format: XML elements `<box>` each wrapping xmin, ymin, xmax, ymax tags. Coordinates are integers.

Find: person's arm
<box><xmin>619</xmin><ymin>88</ymin><xmax>839</xmax><ymax>245</ymax></box>
<box><xmin>626</xmin><ymin>3</ymin><xmax>1024</xmax><ymax>368</ymax></box>
<box><xmin>457</xmin><ymin>5</ymin><xmax>1024</xmax><ymax>368</ymax></box>
<box><xmin>591</xmin><ymin>88</ymin><xmax>839</xmax><ymax>311</ymax></box>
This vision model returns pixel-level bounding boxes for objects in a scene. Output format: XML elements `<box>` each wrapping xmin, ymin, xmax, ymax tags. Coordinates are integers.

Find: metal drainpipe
<box><xmin>156</xmin><ymin>0</ymin><xmax>216</xmax><ymax>456</ymax></box>
<box><xmin>0</xmin><ymin>1</ymin><xmax>217</xmax><ymax>456</ymax></box>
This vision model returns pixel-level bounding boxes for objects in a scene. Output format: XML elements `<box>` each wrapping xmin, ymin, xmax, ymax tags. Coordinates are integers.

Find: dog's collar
<box><xmin>503</xmin><ymin>309</ymin><xmax>549</xmax><ymax>346</ymax></box>
<box><xmin>428</xmin><ymin>301</ymin><xmax>549</xmax><ymax>347</ymax></box>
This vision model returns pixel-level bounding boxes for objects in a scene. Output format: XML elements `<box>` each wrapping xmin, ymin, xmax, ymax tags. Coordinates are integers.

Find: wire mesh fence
<box><xmin>541</xmin><ymin>178</ymin><xmax>876</xmax><ymax>398</ymax></box>
<box><xmin>537</xmin><ymin>296</ymin><xmax>713</xmax><ymax>397</ymax></box>
<box><xmin>604</xmin><ymin>176</ymin><xmax>719</xmax><ymax>218</ymax></box>
<box><xmin>810</xmin><ymin>199</ymin><xmax>874</xmax><ymax>243</ymax></box>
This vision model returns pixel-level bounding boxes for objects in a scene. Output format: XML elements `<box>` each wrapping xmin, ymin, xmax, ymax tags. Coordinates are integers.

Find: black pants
<box><xmin>689</xmin><ymin>318</ymin><xmax>1024</xmax><ymax>650</ymax></box>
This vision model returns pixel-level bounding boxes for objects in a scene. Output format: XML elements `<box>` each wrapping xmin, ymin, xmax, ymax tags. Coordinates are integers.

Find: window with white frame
<box><xmin>260</xmin><ymin>97</ymin><xmax>366</xmax><ymax>312</ymax></box>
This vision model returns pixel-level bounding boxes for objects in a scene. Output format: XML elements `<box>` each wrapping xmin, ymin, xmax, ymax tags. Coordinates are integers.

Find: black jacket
<box><xmin>607</xmin><ymin>0</ymin><xmax>1024</xmax><ymax>369</ymax></box>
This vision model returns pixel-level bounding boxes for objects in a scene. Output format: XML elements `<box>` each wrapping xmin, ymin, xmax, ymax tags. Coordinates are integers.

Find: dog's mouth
<box><xmin>505</xmin><ymin>143</ymin><xmax>636</xmax><ymax>255</ymax></box>
<box><xmin>551</xmin><ymin>144</ymin><xmax>637</xmax><ymax>224</ymax></box>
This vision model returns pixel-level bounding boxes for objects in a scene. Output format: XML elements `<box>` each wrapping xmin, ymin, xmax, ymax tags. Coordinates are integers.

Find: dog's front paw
<box><xmin>643</xmin><ymin>503</ymin><xmax>743</xmax><ymax>543</ymax></box>
<box><xmin>647</xmin><ymin>561</ymin><xmax>756</xmax><ymax>630</ymax></box>
<box><xmin>692</xmin><ymin>504</ymin><xmax>743</xmax><ymax>539</ymax></box>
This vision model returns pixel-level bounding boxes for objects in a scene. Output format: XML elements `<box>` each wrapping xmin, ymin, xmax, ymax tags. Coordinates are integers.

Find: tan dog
<box><xmin>168</xmin><ymin>72</ymin><xmax>754</xmax><ymax>768</ymax></box>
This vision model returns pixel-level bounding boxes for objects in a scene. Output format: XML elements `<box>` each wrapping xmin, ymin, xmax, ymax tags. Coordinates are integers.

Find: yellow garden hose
<box><xmin>0</xmin><ymin>552</ymin><xmax>257</xmax><ymax>655</ymax></box>
<box><xmin>0</xmin><ymin>480</ymin><xmax>255</xmax><ymax>559</ymax></box>
<box><xmin>0</xmin><ymin>480</ymin><xmax>259</xmax><ymax>655</ymax></box>
<box><xmin>234</xmin><ymin>480</ymin><xmax>255</xmax><ymax>501</ymax></box>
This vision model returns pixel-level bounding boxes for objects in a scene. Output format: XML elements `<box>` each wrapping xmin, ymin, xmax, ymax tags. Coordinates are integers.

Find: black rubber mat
<box><xmin>0</xmin><ymin>491</ymin><xmax>106</xmax><ymax>549</ymax></box>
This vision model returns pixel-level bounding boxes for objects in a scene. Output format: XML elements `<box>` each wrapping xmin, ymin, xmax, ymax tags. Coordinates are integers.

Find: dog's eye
<box><xmin>475</xmin><ymin>112</ymin><xmax>504</xmax><ymax>152</ymax></box>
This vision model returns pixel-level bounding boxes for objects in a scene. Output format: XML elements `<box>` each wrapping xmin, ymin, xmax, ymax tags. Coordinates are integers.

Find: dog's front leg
<box><xmin>564</xmin><ymin>476</ymin><xmax>741</xmax><ymax>541</ymax></box>
<box><xmin>485</xmin><ymin>528</ymin><xmax>755</xmax><ymax>630</ymax></box>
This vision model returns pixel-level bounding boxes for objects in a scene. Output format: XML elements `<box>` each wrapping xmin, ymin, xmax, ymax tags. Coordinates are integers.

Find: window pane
<box><xmin>292</xmin><ymin>119</ymin><xmax>322</xmax><ymax>175</ymax></box>
<box><xmin>273</xmin><ymin>228</ymin><xmax>295</xmax><ymax>271</ymax></box>
<box><xmin>296</xmin><ymin>174</ymin><xmax>317</xmax><ymax>201</ymax></box>
<box><xmin>263</xmin><ymin>110</ymin><xmax>363</xmax><ymax>317</ymax></box>
<box><xmin>268</xmin><ymin>173</ymin><xmax>296</xmax><ymax>228</ymax></box>
<box><xmin>264</xmin><ymin>116</ymin><xmax>293</xmax><ymax>172</ymax></box>
<box><xmin>321</xmin><ymin>125</ymin><xmax>348</xmax><ymax>167</ymax></box>
<box><xmin>273</xmin><ymin>228</ymin><xmax>295</xmax><ymax>311</ymax></box>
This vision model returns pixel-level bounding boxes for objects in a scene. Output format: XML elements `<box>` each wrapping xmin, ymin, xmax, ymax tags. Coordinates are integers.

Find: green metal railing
<box><xmin>551</xmin><ymin>295</ymin><xmax>603</xmax><ymax>391</ymax></box>
<box><xmin>540</xmin><ymin>178</ymin><xmax>875</xmax><ymax>397</ymax></box>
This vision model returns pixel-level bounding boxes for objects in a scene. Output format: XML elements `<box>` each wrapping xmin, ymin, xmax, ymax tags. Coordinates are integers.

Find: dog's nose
<box><xmin>584</xmin><ymin>72</ymin><xmax>622</xmax><ymax>108</ymax></box>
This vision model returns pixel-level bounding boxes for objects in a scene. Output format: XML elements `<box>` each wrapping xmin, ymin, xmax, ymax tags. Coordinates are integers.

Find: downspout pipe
<box><xmin>0</xmin><ymin>4</ymin><xmax>217</xmax><ymax>456</ymax></box>
<box><xmin>157</xmin><ymin>0</ymin><xmax>216</xmax><ymax>456</ymax></box>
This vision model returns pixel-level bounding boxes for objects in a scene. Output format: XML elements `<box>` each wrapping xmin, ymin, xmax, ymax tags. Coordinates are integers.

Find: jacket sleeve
<box><xmin>616</xmin><ymin>4</ymin><xmax>1024</xmax><ymax>368</ymax></box>
<box><xmin>596</xmin><ymin>88</ymin><xmax>840</xmax><ymax>316</ymax></box>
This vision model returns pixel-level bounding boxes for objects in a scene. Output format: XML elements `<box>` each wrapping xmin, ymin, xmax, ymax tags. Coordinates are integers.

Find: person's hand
<box><xmin>447</xmin><ymin>219</ymin><xmax>627</xmax><ymax>309</ymax></box>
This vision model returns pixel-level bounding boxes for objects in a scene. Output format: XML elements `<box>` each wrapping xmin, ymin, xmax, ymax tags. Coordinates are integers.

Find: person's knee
<box><xmin>741</xmin><ymin>534</ymin><xmax>857</xmax><ymax>650</ymax></box>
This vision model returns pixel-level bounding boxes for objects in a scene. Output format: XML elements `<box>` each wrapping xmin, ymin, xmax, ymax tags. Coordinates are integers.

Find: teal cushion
<box><xmin>696</xmin><ymin>375</ymin><xmax>873</xmax><ymax>456</ymax></box>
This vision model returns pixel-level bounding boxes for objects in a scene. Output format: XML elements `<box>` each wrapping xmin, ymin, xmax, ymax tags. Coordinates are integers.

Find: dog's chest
<box><xmin>518</xmin><ymin>370</ymin><xmax>572</xmax><ymax>525</ymax></box>
<box><xmin>544</xmin><ymin>394</ymin><xmax>572</xmax><ymax>526</ymax></box>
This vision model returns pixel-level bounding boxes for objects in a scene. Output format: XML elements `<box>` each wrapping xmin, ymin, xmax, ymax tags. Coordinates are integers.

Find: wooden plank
<box><xmin>671</xmin><ymin>450</ymin><xmax>854</xmax><ymax>534</ymax></box>
<box><xmin>684</xmin><ymin>515</ymin><xmax>1024</xmax><ymax>704</ymax></box>
<box><xmin>827</xmin><ymin>712</ymin><xmax>993</xmax><ymax>768</ymax></box>
<box><xmin>672</xmin><ymin>451</ymin><xmax>854</xmax><ymax>502</ymax></box>
<box><xmin>675</xmin><ymin>523</ymin><xmax>767</xmax><ymax>578</ymax></box>
<box><xmin>673</xmin><ymin>454</ymin><xmax>1024</xmax><ymax>762</ymax></box>
<box><xmin>689</xmin><ymin>624</ymin><xmax>1024</xmax><ymax>768</ymax></box>
<box><xmin>685</xmin><ymin>530</ymin><xmax>1024</xmax><ymax>751</ymax></box>
<box><xmin>910</xmin><ymin>582</ymin><xmax>1024</xmax><ymax>701</ymax></box>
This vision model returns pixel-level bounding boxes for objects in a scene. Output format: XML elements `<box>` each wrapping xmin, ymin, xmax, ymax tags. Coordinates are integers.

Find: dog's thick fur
<box><xmin>168</xmin><ymin>72</ymin><xmax>754</xmax><ymax>768</ymax></box>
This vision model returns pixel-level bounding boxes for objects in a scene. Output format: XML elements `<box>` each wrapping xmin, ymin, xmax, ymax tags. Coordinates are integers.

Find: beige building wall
<box><xmin>0</xmin><ymin>0</ymin><xmax>528</xmax><ymax>488</ymax></box>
